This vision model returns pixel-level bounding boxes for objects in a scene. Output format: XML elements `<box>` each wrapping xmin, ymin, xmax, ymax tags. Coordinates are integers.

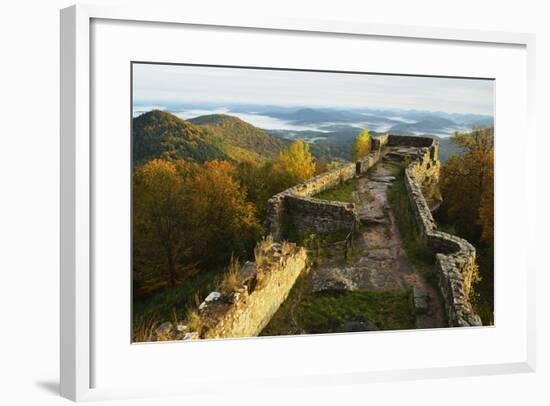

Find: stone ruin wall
<box><xmin>170</xmin><ymin>243</ymin><xmax>307</xmax><ymax>340</ymax></box>
<box><xmin>284</xmin><ymin>196</ymin><xmax>356</xmax><ymax>237</ymax></box>
<box><xmin>265</xmin><ymin>134</ymin><xmax>390</xmax><ymax>241</ymax></box>
<box><xmin>401</xmin><ymin>138</ymin><xmax>482</xmax><ymax>327</ymax></box>
<box><xmin>154</xmin><ymin>134</ymin><xmax>481</xmax><ymax>341</ymax></box>
<box><xmin>265</xmin><ymin>133</ymin><xmax>481</xmax><ymax>328</ymax></box>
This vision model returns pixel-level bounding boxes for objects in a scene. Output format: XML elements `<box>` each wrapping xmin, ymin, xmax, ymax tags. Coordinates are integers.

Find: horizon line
<box><xmin>131</xmin><ymin>103</ymin><xmax>495</xmax><ymax>118</ymax></box>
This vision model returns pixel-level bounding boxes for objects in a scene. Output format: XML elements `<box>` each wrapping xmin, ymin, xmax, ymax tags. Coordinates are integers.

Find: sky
<box><xmin>133</xmin><ymin>63</ymin><xmax>495</xmax><ymax>116</ymax></box>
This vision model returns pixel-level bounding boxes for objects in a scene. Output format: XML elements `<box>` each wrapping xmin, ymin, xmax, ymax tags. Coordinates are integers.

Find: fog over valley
<box><xmin>133</xmin><ymin>64</ymin><xmax>494</xmax><ymax>163</ymax></box>
<box><xmin>133</xmin><ymin>104</ymin><xmax>492</xmax><ymax>137</ymax></box>
<box><xmin>133</xmin><ymin>103</ymin><xmax>493</xmax><ymax>163</ymax></box>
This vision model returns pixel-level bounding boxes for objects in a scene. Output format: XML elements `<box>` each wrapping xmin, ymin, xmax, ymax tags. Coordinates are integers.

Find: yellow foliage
<box><xmin>273</xmin><ymin>140</ymin><xmax>316</xmax><ymax>187</ymax></box>
<box><xmin>352</xmin><ymin>128</ymin><xmax>370</xmax><ymax>160</ymax></box>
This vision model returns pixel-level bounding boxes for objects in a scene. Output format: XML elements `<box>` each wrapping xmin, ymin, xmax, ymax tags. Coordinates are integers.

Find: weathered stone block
<box><xmin>195</xmin><ymin>243</ymin><xmax>308</xmax><ymax>339</ymax></box>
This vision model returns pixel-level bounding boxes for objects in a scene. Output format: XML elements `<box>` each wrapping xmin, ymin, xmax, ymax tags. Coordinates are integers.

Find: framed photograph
<box><xmin>60</xmin><ymin>4</ymin><xmax>536</xmax><ymax>401</ymax></box>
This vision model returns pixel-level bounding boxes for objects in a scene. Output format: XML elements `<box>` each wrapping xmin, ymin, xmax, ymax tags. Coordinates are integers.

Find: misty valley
<box><xmin>133</xmin><ymin>104</ymin><xmax>493</xmax><ymax>164</ymax></box>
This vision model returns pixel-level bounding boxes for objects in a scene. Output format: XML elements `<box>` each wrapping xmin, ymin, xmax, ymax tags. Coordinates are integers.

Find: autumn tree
<box><xmin>186</xmin><ymin>160</ymin><xmax>262</xmax><ymax>265</ymax></box>
<box><xmin>351</xmin><ymin>128</ymin><xmax>371</xmax><ymax>160</ymax></box>
<box><xmin>234</xmin><ymin>160</ymin><xmax>277</xmax><ymax>221</ymax></box>
<box><xmin>133</xmin><ymin>159</ymin><xmax>192</xmax><ymax>290</ymax></box>
<box><xmin>273</xmin><ymin>140</ymin><xmax>316</xmax><ymax>189</ymax></box>
<box><xmin>440</xmin><ymin>127</ymin><xmax>494</xmax><ymax>243</ymax></box>
<box><xmin>133</xmin><ymin>158</ymin><xmax>262</xmax><ymax>294</ymax></box>
<box><xmin>439</xmin><ymin>127</ymin><xmax>494</xmax><ymax>324</ymax></box>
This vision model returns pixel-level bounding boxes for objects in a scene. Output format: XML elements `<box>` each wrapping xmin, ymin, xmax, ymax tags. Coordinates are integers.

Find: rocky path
<box><xmin>310</xmin><ymin>158</ymin><xmax>446</xmax><ymax>329</ymax></box>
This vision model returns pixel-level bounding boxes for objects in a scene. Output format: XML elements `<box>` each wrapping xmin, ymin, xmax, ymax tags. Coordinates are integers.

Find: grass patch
<box><xmin>262</xmin><ymin>287</ymin><xmax>416</xmax><ymax>336</ymax></box>
<box><xmin>254</xmin><ymin>234</ymin><xmax>275</xmax><ymax>267</ymax></box>
<box><xmin>302</xmin><ymin>229</ymin><xmax>351</xmax><ymax>246</ymax></box>
<box><xmin>184</xmin><ymin>307</ymin><xmax>203</xmax><ymax>335</ymax></box>
<box><xmin>314</xmin><ymin>177</ymin><xmax>358</xmax><ymax>203</ymax></box>
<box><xmin>219</xmin><ymin>256</ymin><xmax>242</xmax><ymax>296</ymax></box>
<box><xmin>299</xmin><ymin>290</ymin><xmax>416</xmax><ymax>333</ymax></box>
<box><xmin>133</xmin><ymin>318</ymin><xmax>159</xmax><ymax>342</ymax></box>
<box><xmin>387</xmin><ymin>164</ymin><xmax>436</xmax><ymax>285</ymax></box>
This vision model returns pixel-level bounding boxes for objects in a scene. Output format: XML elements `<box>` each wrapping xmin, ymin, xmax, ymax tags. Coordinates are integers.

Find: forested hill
<box><xmin>133</xmin><ymin>110</ymin><xmax>228</xmax><ymax>166</ymax></box>
<box><xmin>132</xmin><ymin>110</ymin><xmax>290</xmax><ymax>166</ymax></box>
<box><xmin>189</xmin><ymin>114</ymin><xmax>291</xmax><ymax>163</ymax></box>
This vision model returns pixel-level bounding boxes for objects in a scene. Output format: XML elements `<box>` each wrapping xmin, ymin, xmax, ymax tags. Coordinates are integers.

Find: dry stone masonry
<box><xmin>199</xmin><ymin>243</ymin><xmax>307</xmax><ymax>339</ymax></box>
<box><xmin>155</xmin><ymin>134</ymin><xmax>481</xmax><ymax>341</ymax></box>
<box><xmin>155</xmin><ymin>242</ymin><xmax>308</xmax><ymax>341</ymax></box>
<box><xmin>398</xmin><ymin>137</ymin><xmax>482</xmax><ymax>327</ymax></box>
<box><xmin>265</xmin><ymin>134</ymin><xmax>390</xmax><ymax>241</ymax></box>
<box><xmin>266</xmin><ymin>133</ymin><xmax>481</xmax><ymax>328</ymax></box>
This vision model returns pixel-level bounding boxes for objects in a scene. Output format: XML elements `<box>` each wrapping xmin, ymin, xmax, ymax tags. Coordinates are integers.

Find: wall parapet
<box><xmin>199</xmin><ymin>242</ymin><xmax>307</xmax><ymax>339</ymax></box>
<box><xmin>265</xmin><ymin>134</ymin><xmax>389</xmax><ymax>241</ymax></box>
<box><xmin>263</xmin><ymin>133</ymin><xmax>481</xmax><ymax>329</ymax></box>
<box><xmin>152</xmin><ymin>242</ymin><xmax>308</xmax><ymax>341</ymax></box>
<box><xmin>402</xmin><ymin>140</ymin><xmax>482</xmax><ymax>327</ymax></box>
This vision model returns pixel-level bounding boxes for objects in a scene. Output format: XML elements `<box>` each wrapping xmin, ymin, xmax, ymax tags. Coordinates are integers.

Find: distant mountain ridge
<box><xmin>264</xmin><ymin>107</ymin><xmax>368</xmax><ymax>124</ymax></box>
<box><xmin>388</xmin><ymin>116</ymin><xmax>457</xmax><ymax>135</ymax></box>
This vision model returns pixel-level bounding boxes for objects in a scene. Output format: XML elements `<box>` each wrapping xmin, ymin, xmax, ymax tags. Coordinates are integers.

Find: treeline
<box><xmin>132</xmin><ymin>140</ymin><xmax>319</xmax><ymax>298</ymax></box>
<box><xmin>436</xmin><ymin>127</ymin><xmax>494</xmax><ymax>324</ymax></box>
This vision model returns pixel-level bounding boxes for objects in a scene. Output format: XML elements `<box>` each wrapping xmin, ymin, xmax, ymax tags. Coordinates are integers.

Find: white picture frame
<box><xmin>60</xmin><ymin>3</ymin><xmax>536</xmax><ymax>402</ymax></box>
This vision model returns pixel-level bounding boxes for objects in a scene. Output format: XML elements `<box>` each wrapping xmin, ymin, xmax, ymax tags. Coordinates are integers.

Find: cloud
<box><xmin>133</xmin><ymin>63</ymin><xmax>494</xmax><ymax>116</ymax></box>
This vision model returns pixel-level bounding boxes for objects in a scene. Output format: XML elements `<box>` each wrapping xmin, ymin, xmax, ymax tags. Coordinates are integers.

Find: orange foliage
<box><xmin>133</xmin><ymin>159</ymin><xmax>261</xmax><ymax>294</ymax></box>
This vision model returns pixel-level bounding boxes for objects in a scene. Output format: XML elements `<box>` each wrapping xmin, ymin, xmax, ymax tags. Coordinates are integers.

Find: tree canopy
<box><xmin>273</xmin><ymin>140</ymin><xmax>316</xmax><ymax>188</ymax></box>
<box><xmin>133</xmin><ymin>159</ymin><xmax>193</xmax><ymax>290</ymax></box>
<box><xmin>440</xmin><ymin>127</ymin><xmax>494</xmax><ymax>243</ymax></box>
<box><xmin>132</xmin><ymin>159</ymin><xmax>262</xmax><ymax>295</ymax></box>
<box><xmin>351</xmin><ymin>128</ymin><xmax>371</xmax><ymax>160</ymax></box>
<box><xmin>439</xmin><ymin>127</ymin><xmax>494</xmax><ymax>324</ymax></box>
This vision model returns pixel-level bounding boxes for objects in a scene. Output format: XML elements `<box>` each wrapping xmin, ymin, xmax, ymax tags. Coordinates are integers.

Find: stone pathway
<box><xmin>309</xmin><ymin>157</ymin><xmax>447</xmax><ymax>329</ymax></box>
